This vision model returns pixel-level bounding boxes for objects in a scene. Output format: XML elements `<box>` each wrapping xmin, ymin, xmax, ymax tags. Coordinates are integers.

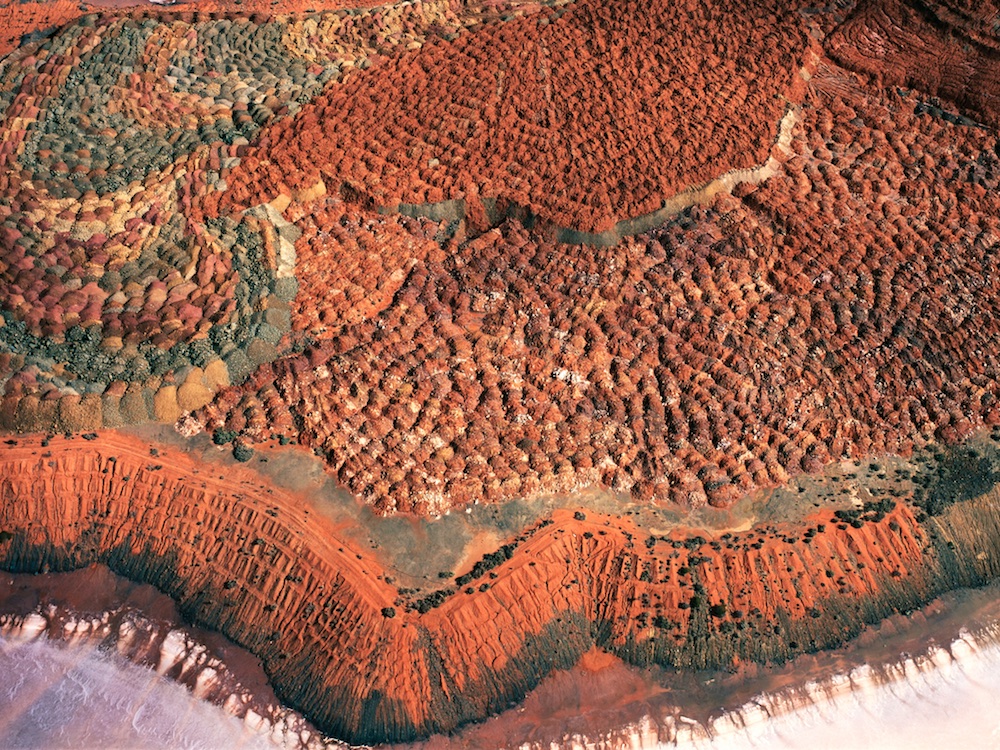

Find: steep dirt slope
<box><xmin>1</xmin><ymin>431</ymin><xmax>998</xmax><ymax>742</ymax></box>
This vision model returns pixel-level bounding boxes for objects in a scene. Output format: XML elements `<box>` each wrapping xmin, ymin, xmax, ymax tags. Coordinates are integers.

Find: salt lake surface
<box><xmin>0</xmin><ymin>636</ymin><xmax>280</xmax><ymax>749</ymax></box>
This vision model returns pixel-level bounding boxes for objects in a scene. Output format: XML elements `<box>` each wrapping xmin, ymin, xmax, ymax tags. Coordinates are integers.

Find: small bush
<box><xmin>233</xmin><ymin>442</ymin><xmax>255</xmax><ymax>462</ymax></box>
<box><xmin>213</xmin><ymin>429</ymin><xmax>237</xmax><ymax>445</ymax></box>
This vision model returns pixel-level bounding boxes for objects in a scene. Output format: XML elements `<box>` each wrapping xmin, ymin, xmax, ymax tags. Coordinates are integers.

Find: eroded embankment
<box><xmin>2</xmin><ymin>431</ymin><xmax>1000</xmax><ymax>742</ymax></box>
<box><xmin>389</xmin><ymin>104</ymin><xmax>804</xmax><ymax>247</ymax></box>
<box><xmin>420</xmin><ymin>584</ymin><xmax>1000</xmax><ymax>750</ymax></box>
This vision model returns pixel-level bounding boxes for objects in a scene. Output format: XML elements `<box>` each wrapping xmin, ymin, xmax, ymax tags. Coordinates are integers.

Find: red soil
<box><xmin>828</xmin><ymin>0</ymin><xmax>1000</xmax><ymax>126</ymax></box>
<box><xmin>913</xmin><ymin>0</ymin><xmax>1000</xmax><ymax>51</ymax></box>
<box><xmin>4</xmin><ymin>2</ymin><xmax>1000</xmax><ymax>742</ymax></box>
<box><xmin>217</xmin><ymin>0</ymin><xmax>812</xmax><ymax>234</ymax></box>
<box><xmin>0</xmin><ymin>0</ymin><xmax>81</xmax><ymax>58</ymax></box>
<box><xmin>0</xmin><ymin>431</ymin><xmax>933</xmax><ymax>740</ymax></box>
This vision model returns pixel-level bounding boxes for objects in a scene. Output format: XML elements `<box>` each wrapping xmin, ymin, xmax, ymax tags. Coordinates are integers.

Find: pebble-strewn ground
<box><xmin>200</xmin><ymin>63</ymin><xmax>1000</xmax><ymax>514</ymax></box>
<box><xmin>0</xmin><ymin>0</ymin><xmax>568</xmax><ymax>431</ymax></box>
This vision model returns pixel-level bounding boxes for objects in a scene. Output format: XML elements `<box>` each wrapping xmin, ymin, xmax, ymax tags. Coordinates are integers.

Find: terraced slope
<box><xmin>828</xmin><ymin>0</ymin><xmax>1000</xmax><ymax>126</ymax></box>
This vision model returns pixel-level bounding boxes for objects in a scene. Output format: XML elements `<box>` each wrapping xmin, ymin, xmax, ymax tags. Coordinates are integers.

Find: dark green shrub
<box><xmin>233</xmin><ymin>442</ymin><xmax>255</xmax><ymax>462</ymax></box>
<box><xmin>213</xmin><ymin>429</ymin><xmax>237</xmax><ymax>445</ymax></box>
